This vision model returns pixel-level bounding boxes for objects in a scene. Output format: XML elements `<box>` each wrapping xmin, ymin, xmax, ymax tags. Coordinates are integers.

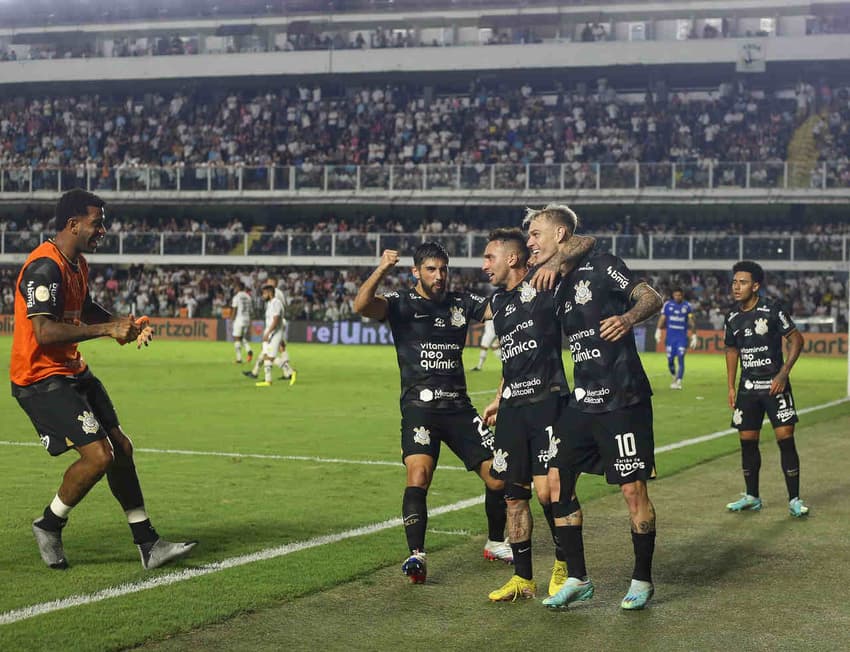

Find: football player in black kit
<box><xmin>724</xmin><ymin>260</ymin><xmax>808</xmax><ymax>518</ymax></box>
<box><xmin>354</xmin><ymin>243</ymin><xmax>510</xmax><ymax>585</ymax></box>
<box><xmin>479</xmin><ymin>228</ymin><xmax>572</xmax><ymax>602</ymax></box>
<box><xmin>526</xmin><ymin>204</ymin><xmax>663</xmax><ymax>611</ymax></box>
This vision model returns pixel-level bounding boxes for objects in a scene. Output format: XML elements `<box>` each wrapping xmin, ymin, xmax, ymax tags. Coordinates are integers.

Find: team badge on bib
<box><xmin>413</xmin><ymin>427</ymin><xmax>431</xmax><ymax>446</ymax></box>
<box><xmin>519</xmin><ymin>282</ymin><xmax>537</xmax><ymax>304</ymax></box>
<box><xmin>574</xmin><ymin>280</ymin><xmax>592</xmax><ymax>305</ymax></box>
<box><xmin>450</xmin><ymin>306</ymin><xmax>466</xmax><ymax>327</ymax></box>
<box><xmin>35</xmin><ymin>285</ymin><xmax>50</xmax><ymax>302</ymax></box>
<box><xmin>754</xmin><ymin>318</ymin><xmax>768</xmax><ymax>335</ymax></box>
<box><xmin>492</xmin><ymin>449</ymin><xmax>509</xmax><ymax>473</ymax></box>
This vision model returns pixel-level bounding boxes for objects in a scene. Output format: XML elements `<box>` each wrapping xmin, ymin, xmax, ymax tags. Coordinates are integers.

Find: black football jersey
<box><xmin>385</xmin><ymin>288</ymin><xmax>488</xmax><ymax>409</ymax></box>
<box><xmin>724</xmin><ymin>297</ymin><xmax>797</xmax><ymax>394</ymax></box>
<box><xmin>555</xmin><ymin>251</ymin><xmax>653</xmax><ymax>413</ymax></box>
<box><xmin>490</xmin><ymin>269</ymin><xmax>569</xmax><ymax>406</ymax></box>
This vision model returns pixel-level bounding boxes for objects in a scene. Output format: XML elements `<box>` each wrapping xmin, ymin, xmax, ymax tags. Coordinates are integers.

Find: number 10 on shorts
<box><xmin>615</xmin><ymin>432</ymin><xmax>637</xmax><ymax>457</ymax></box>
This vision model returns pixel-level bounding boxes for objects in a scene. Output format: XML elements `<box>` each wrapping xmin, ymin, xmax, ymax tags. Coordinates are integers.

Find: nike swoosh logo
<box><xmin>620</xmin><ymin>469</ymin><xmax>637</xmax><ymax>478</ymax></box>
<box><xmin>414</xmin><ymin>313</ymin><xmax>430</xmax><ymax>319</ymax></box>
<box><xmin>518</xmin><ymin>547</ymin><xmax>530</xmax><ymax>554</ymax></box>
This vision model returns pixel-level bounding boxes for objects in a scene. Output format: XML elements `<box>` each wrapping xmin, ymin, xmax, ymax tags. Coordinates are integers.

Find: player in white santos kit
<box><xmin>245</xmin><ymin>283</ymin><xmax>284</xmax><ymax>387</ymax></box>
<box><xmin>244</xmin><ymin>282</ymin><xmax>296</xmax><ymax>386</ymax></box>
<box><xmin>471</xmin><ymin>320</ymin><xmax>500</xmax><ymax>371</ymax></box>
<box><xmin>266</xmin><ymin>277</ymin><xmax>295</xmax><ymax>382</ymax></box>
<box><xmin>231</xmin><ymin>282</ymin><xmax>253</xmax><ymax>364</ymax></box>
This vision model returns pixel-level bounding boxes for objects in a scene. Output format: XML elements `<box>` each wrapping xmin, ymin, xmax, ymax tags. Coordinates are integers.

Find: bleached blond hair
<box><xmin>522</xmin><ymin>203</ymin><xmax>579</xmax><ymax>235</ymax></box>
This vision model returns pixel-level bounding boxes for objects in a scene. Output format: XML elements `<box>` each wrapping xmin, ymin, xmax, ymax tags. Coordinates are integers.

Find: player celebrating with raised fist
<box><xmin>354</xmin><ymin>244</ymin><xmax>510</xmax><ymax>584</ymax></box>
<box><xmin>10</xmin><ymin>189</ymin><xmax>196</xmax><ymax>571</ymax></box>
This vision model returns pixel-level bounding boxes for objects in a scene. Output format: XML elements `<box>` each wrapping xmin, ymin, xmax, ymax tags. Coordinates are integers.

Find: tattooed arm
<box><xmin>599</xmin><ymin>282</ymin><xmax>663</xmax><ymax>342</ymax></box>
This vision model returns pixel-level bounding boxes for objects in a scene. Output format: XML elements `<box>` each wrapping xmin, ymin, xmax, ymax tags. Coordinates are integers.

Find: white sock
<box><xmin>477</xmin><ymin>349</ymin><xmax>487</xmax><ymax>367</ymax></box>
<box><xmin>264</xmin><ymin>362</ymin><xmax>273</xmax><ymax>383</ymax></box>
<box><xmin>234</xmin><ymin>340</ymin><xmax>242</xmax><ymax>361</ymax></box>
<box><xmin>50</xmin><ymin>494</ymin><xmax>73</xmax><ymax>519</ymax></box>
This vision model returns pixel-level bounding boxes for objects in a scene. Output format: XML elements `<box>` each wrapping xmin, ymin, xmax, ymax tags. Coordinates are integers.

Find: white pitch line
<box><xmin>0</xmin><ymin>495</ymin><xmax>485</xmax><ymax>626</ymax></box>
<box><xmin>655</xmin><ymin>396</ymin><xmax>849</xmax><ymax>453</ymax></box>
<box><xmin>2</xmin><ymin>396</ymin><xmax>847</xmax><ymax>469</ymax></box>
<box><xmin>0</xmin><ymin>442</ymin><xmax>468</xmax><ymax>472</ymax></box>
<box><xmin>1</xmin><ymin>396</ymin><xmax>847</xmax><ymax>626</ymax></box>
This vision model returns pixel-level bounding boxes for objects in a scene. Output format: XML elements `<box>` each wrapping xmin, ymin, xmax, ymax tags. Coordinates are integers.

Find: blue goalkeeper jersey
<box><xmin>663</xmin><ymin>299</ymin><xmax>692</xmax><ymax>344</ymax></box>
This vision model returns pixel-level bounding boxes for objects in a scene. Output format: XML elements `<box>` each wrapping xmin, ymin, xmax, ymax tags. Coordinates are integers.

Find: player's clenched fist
<box><xmin>111</xmin><ymin>315</ymin><xmax>140</xmax><ymax>344</ymax></box>
<box><xmin>132</xmin><ymin>315</ymin><xmax>154</xmax><ymax>349</ymax></box>
<box><xmin>115</xmin><ymin>315</ymin><xmax>154</xmax><ymax>349</ymax></box>
<box><xmin>379</xmin><ymin>249</ymin><xmax>400</xmax><ymax>271</ymax></box>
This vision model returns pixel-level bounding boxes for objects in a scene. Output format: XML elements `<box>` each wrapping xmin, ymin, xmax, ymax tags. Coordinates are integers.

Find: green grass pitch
<box><xmin>0</xmin><ymin>338</ymin><xmax>847</xmax><ymax>650</ymax></box>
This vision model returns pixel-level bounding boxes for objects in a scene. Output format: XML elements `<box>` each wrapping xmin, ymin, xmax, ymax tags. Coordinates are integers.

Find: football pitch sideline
<box><xmin>0</xmin><ymin>340</ymin><xmax>848</xmax><ymax>651</ymax></box>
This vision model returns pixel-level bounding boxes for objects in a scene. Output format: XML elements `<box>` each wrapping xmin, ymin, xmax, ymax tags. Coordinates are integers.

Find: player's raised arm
<box><xmin>599</xmin><ymin>282</ymin><xmax>663</xmax><ymax>342</ymax></box>
<box><xmin>354</xmin><ymin>249</ymin><xmax>399</xmax><ymax>320</ymax></box>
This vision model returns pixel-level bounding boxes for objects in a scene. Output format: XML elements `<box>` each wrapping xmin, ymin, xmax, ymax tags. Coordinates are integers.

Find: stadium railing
<box><xmin>1</xmin><ymin>161</ymin><xmax>848</xmax><ymax>196</ymax></box>
<box><xmin>1</xmin><ymin>230</ymin><xmax>846</xmax><ymax>265</ymax></box>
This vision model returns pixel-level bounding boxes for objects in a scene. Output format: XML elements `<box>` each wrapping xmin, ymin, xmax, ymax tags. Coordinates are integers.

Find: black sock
<box><xmin>541</xmin><ymin>502</ymin><xmax>565</xmax><ymax>562</ymax></box>
<box><xmin>631</xmin><ymin>531</ymin><xmax>656</xmax><ymax>583</ymax></box>
<box><xmin>557</xmin><ymin>525</ymin><xmax>587</xmax><ymax>579</ymax></box>
<box><xmin>778</xmin><ymin>437</ymin><xmax>801</xmax><ymax>500</ymax></box>
<box><xmin>129</xmin><ymin>519</ymin><xmax>159</xmax><ymax>545</ymax></box>
<box><xmin>106</xmin><ymin>456</ymin><xmax>145</xmax><ymax>511</ymax></box>
<box><xmin>740</xmin><ymin>439</ymin><xmax>761</xmax><ymax>497</ymax></box>
<box><xmin>402</xmin><ymin>486</ymin><xmax>428</xmax><ymax>553</ymax></box>
<box><xmin>485</xmin><ymin>487</ymin><xmax>507</xmax><ymax>542</ymax></box>
<box><xmin>511</xmin><ymin>540</ymin><xmax>533</xmax><ymax>580</ymax></box>
<box><xmin>35</xmin><ymin>506</ymin><xmax>67</xmax><ymax>532</ymax></box>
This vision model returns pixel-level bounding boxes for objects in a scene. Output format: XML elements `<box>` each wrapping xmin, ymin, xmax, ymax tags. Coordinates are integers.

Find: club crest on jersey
<box><xmin>450</xmin><ymin>306</ymin><xmax>466</xmax><ymax>327</ymax></box>
<box><xmin>413</xmin><ymin>426</ymin><xmax>431</xmax><ymax>446</ymax></box>
<box><xmin>574</xmin><ymin>280</ymin><xmax>592</xmax><ymax>305</ymax></box>
<box><xmin>732</xmin><ymin>409</ymin><xmax>743</xmax><ymax>426</ymax></box>
<box><xmin>77</xmin><ymin>411</ymin><xmax>100</xmax><ymax>435</ymax></box>
<box><xmin>519</xmin><ymin>282</ymin><xmax>537</xmax><ymax>304</ymax></box>
<box><xmin>754</xmin><ymin>318</ymin><xmax>768</xmax><ymax>335</ymax></box>
<box><xmin>492</xmin><ymin>449</ymin><xmax>509</xmax><ymax>473</ymax></box>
